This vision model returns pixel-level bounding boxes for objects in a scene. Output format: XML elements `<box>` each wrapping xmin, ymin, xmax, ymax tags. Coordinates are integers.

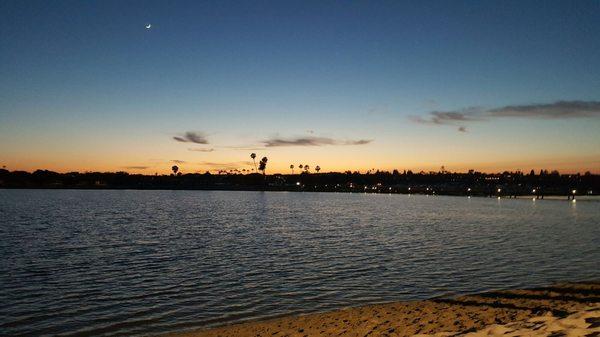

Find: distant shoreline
<box><xmin>2</xmin><ymin>169</ymin><xmax>597</xmax><ymax>198</ymax></box>
<box><xmin>166</xmin><ymin>282</ymin><xmax>600</xmax><ymax>337</ymax></box>
<box><xmin>1</xmin><ymin>186</ymin><xmax>598</xmax><ymax>201</ymax></box>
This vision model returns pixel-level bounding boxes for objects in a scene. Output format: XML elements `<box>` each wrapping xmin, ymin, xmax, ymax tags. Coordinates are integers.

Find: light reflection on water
<box><xmin>1</xmin><ymin>190</ymin><xmax>599</xmax><ymax>336</ymax></box>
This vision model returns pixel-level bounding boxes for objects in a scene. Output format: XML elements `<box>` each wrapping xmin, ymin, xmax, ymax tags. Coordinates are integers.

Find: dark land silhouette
<box><xmin>0</xmin><ymin>168</ymin><xmax>597</xmax><ymax>198</ymax></box>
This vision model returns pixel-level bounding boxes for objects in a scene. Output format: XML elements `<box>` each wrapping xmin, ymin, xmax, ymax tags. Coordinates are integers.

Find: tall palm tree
<box><xmin>258</xmin><ymin>157</ymin><xmax>268</xmax><ymax>176</ymax></box>
<box><xmin>171</xmin><ymin>165</ymin><xmax>179</xmax><ymax>175</ymax></box>
<box><xmin>315</xmin><ymin>165</ymin><xmax>321</xmax><ymax>173</ymax></box>
<box><xmin>299</xmin><ymin>164</ymin><xmax>303</xmax><ymax>171</ymax></box>
<box><xmin>250</xmin><ymin>153</ymin><xmax>257</xmax><ymax>172</ymax></box>
<box><xmin>290</xmin><ymin>164</ymin><xmax>294</xmax><ymax>174</ymax></box>
<box><xmin>304</xmin><ymin>165</ymin><xmax>310</xmax><ymax>172</ymax></box>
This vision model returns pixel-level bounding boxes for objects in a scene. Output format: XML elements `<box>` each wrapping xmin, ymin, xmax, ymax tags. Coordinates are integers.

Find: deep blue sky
<box><xmin>1</xmin><ymin>1</ymin><xmax>599</xmax><ymax>173</ymax></box>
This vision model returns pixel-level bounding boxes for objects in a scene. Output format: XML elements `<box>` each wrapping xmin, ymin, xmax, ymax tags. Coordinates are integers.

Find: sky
<box><xmin>1</xmin><ymin>0</ymin><xmax>599</xmax><ymax>174</ymax></box>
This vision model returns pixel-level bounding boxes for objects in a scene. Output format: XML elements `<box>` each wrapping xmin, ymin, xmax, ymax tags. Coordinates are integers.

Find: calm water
<box><xmin>1</xmin><ymin>190</ymin><xmax>599</xmax><ymax>336</ymax></box>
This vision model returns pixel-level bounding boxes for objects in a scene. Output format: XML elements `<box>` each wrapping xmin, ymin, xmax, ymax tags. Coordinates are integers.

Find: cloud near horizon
<box><xmin>488</xmin><ymin>101</ymin><xmax>600</xmax><ymax>119</ymax></box>
<box><xmin>173</xmin><ymin>131</ymin><xmax>209</xmax><ymax>144</ymax></box>
<box><xmin>222</xmin><ymin>146</ymin><xmax>266</xmax><ymax>151</ymax></box>
<box><xmin>411</xmin><ymin>101</ymin><xmax>600</xmax><ymax>131</ymax></box>
<box><xmin>124</xmin><ymin>166</ymin><xmax>149</xmax><ymax>170</ymax></box>
<box><xmin>197</xmin><ymin>161</ymin><xmax>254</xmax><ymax>171</ymax></box>
<box><xmin>263</xmin><ymin>136</ymin><xmax>373</xmax><ymax>147</ymax></box>
<box><xmin>199</xmin><ymin>161</ymin><xmax>254</xmax><ymax>166</ymax></box>
<box><xmin>188</xmin><ymin>148</ymin><xmax>214</xmax><ymax>152</ymax></box>
<box><xmin>410</xmin><ymin>107</ymin><xmax>483</xmax><ymax>125</ymax></box>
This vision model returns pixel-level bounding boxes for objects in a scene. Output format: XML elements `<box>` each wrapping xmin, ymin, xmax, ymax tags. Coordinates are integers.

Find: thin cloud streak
<box><xmin>263</xmin><ymin>136</ymin><xmax>373</xmax><ymax>147</ymax></box>
<box><xmin>410</xmin><ymin>107</ymin><xmax>484</xmax><ymax>125</ymax></box>
<box><xmin>411</xmin><ymin>100</ymin><xmax>600</xmax><ymax>130</ymax></box>
<box><xmin>198</xmin><ymin>161</ymin><xmax>254</xmax><ymax>170</ymax></box>
<box><xmin>124</xmin><ymin>166</ymin><xmax>149</xmax><ymax>170</ymax></box>
<box><xmin>188</xmin><ymin>148</ymin><xmax>214</xmax><ymax>152</ymax></box>
<box><xmin>199</xmin><ymin>161</ymin><xmax>254</xmax><ymax>166</ymax></box>
<box><xmin>173</xmin><ymin>131</ymin><xmax>209</xmax><ymax>144</ymax></box>
<box><xmin>489</xmin><ymin>101</ymin><xmax>600</xmax><ymax>119</ymax></box>
<box><xmin>220</xmin><ymin>146</ymin><xmax>266</xmax><ymax>151</ymax></box>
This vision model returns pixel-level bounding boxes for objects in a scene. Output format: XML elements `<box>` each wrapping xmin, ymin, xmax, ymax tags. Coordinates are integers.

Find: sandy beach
<box><xmin>169</xmin><ymin>282</ymin><xmax>600</xmax><ymax>337</ymax></box>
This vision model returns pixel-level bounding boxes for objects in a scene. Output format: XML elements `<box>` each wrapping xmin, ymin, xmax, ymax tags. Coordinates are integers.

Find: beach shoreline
<box><xmin>166</xmin><ymin>282</ymin><xmax>600</xmax><ymax>337</ymax></box>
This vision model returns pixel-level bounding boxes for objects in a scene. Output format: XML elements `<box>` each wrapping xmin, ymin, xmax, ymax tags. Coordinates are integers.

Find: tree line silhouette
<box><xmin>0</xmin><ymin>167</ymin><xmax>597</xmax><ymax>197</ymax></box>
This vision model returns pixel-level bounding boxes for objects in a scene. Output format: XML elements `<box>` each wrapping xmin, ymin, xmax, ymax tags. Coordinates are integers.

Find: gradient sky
<box><xmin>1</xmin><ymin>0</ymin><xmax>599</xmax><ymax>174</ymax></box>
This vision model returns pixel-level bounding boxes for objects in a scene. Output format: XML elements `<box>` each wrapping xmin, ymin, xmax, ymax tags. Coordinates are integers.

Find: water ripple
<box><xmin>1</xmin><ymin>190</ymin><xmax>599</xmax><ymax>336</ymax></box>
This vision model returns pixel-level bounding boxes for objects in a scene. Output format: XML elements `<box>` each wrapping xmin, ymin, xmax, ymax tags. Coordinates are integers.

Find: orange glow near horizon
<box><xmin>3</xmin><ymin>152</ymin><xmax>599</xmax><ymax>175</ymax></box>
<box><xmin>2</xmin><ymin>117</ymin><xmax>599</xmax><ymax>175</ymax></box>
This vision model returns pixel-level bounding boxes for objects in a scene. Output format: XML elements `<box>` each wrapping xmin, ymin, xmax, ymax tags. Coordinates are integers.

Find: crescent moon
<box><xmin>145</xmin><ymin>24</ymin><xmax>152</xmax><ymax>29</ymax></box>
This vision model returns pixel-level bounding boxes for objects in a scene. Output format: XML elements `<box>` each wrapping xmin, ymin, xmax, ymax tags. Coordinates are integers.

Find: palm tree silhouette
<box><xmin>315</xmin><ymin>165</ymin><xmax>321</xmax><ymax>173</ymax></box>
<box><xmin>290</xmin><ymin>164</ymin><xmax>294</xmax><ymax>174</ymax></box>
<box><xmin>250</xmin><ymin>153</ymin><xmax>257</xmax><ymax>172</ymax></box>
<box><xmin>299</xmin><ymin>164</ymin><xmax>303</xmax><ymax>171</ymax></box>
<box><xmin>171</xmin><ymin>165</ymin><xmax>179</xmax><ymax>175</ymax></box>
<box><xmin>304</xmin><ymin>165</ymin><xmax>310</xmax><ymax>173</ymax></box>
<box><xmin>258</xmin><ymin>157</ymin><xmax>268</xmax><ymax>176</ymax></box>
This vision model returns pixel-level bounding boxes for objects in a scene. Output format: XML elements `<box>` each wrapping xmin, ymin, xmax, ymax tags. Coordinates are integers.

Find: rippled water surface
<box><xmin>1</xmin><ymin>190</ymin><xmax>599</xmax><ymax>336</ymax></box>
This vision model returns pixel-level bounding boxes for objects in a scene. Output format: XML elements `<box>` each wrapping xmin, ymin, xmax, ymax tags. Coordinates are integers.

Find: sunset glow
<box><xmin>1</xmin><ymin>1</ymin><xmax>599</xmax><ymax>174</ymax></box>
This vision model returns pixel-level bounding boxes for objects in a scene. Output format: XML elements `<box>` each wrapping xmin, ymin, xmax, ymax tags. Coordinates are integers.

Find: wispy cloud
<box><xmin>488</xmin><ymin>101</ymin><xmax>600</xmax><ymax>119</ymax></box>
<box><xmin>263</xmin><ymin>136</ymin><xmax>373</xmax><ymax>147</ymax></box>
<box><xmin>220</xmin><ymin>146</ymin><xmax>266</xmax><ymax>151</ymax></box>
<box><xmin>170</xmin><ymin>160</ymin><xmax>186</xmax><ymax>164</ymax></box>
<box><xmin>188</xmin><ymin>148</ymin><xmax>215</xmax><ymax>152</ymax></box>
<box><xmin>199</xmin><ymin>161</ymin><xmax>254</xmax><ymax>166</ymax></box>
<box><xmin>410</xmin><ymin>107</ymin><xmax>484</xmax><ymax>125</ymax></box>
<box><xmin>198</xmin><ymin>161</ymin><xmax>254</xmax><ymax>170</ymax></box>
<box><xmin>173</xmin><ymin>131</ymin><xmax>209</xmax><ymax>144</ymax></box>
<box><xmin>411</xmin><ymin>100</ymin><xmax>600</xmax><ymax>131</ymax></box>
<box><xmin>124</xmin><ymin>166</ymin><xmax>149</xmax><ymax>170</ymax></box>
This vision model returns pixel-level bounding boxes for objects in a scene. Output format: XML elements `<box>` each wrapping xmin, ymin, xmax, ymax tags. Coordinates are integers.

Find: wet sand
<box><xmin>169</xmin><ymin>282</ymin><xmax>599</xmax><ymax>337</ymax></box>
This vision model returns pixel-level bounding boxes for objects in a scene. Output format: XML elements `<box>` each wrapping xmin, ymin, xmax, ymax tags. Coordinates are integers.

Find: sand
<box><xmin>421</xmin><ymin>307</ymin><xmax>600</xmax><ymax>337</ymax></box>
<box><xmin>169</xmin><ymin>282</ymin><xmax>600</xmax><ymax>337</ymax></box>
